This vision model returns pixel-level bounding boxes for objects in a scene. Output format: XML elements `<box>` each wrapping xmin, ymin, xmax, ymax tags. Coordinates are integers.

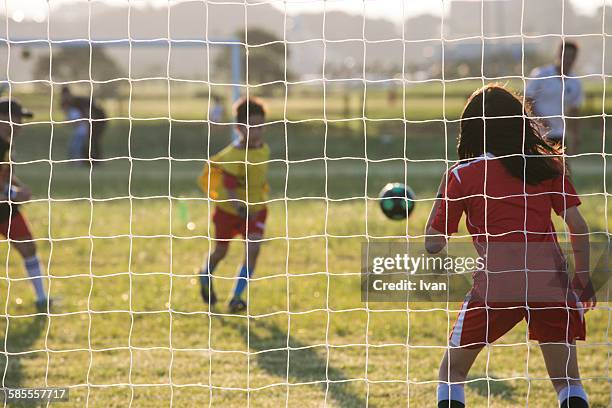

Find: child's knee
<box><xmin>439</xmin><ymin>365</ymin><xmax>469</xmax><ymax>383</ymax></box>
<box><xmin>248</xmin><ymin>242</ymin><xmax>261</xmax><ymax>255</ymax></box>
<box><xmin>439</xmin><ymin>348</ymin><xmax>481</xmax><ymax>383</ymax></box>
<box><xmin>15</xmin><ymin>241</ymin><xmax>36</xmax><ymax>259</ymax></box>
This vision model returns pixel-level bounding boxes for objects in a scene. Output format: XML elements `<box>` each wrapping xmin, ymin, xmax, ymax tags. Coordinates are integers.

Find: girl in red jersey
<box><xmin>425</xmin><ymin>85</ymin><xmax>594</xmax><ymax>408</ymax></box>
<box><xmin>0</xmin><ymin>99</ymin><xmax>52</xmax><ymax>311</ymax></box>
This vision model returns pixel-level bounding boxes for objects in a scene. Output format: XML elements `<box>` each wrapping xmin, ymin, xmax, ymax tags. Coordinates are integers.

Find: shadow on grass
<box><xmin>227</xmin><ymin>318</ymin><xmax>370</xmax><ymax>408</ymax></box>
<box><xmin>467</xmin><ymin>374</ymin><xmax>516</xmax><ymax>403</ymax></box>
<box><xmin>0</xmin><ymin>315</ymin><xmax>46</xmax><ymax>407</ymax></box>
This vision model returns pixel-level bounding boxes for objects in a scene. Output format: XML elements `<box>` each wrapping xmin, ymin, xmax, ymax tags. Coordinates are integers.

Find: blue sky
<box><xmin>2</xmin><ymin>0</ymin><xmax>610</xmax><ymax>24</ymax></box>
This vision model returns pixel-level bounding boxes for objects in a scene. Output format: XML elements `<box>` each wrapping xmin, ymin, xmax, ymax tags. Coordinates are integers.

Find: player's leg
<box><xmin>540</xmin><ymin>341</ymin><xmax>588</xmax><ymax>408</ymax></box>
<box><xmin>68</xmin><ymin>121</ymin><xmax>88</xmax><ymax>164</ymax></box>
<box><xmin>229</xmin><ymin>208</ymin><xmax>267</xmax><ymax>313</ymax></box>
<box><xmin>4</xmin><ymin>213</ymin><xmax>50</xmax><ymax>310</ymax></box>
<box><xmin>81</xmin><ymin>125</ymin><xmax>90</xmax><ymax>162</ymax></box>
<box><xmin>199</xmin><ymin>207</ymin><xmax>236</xmax><ymax>306</ymax></box>
<box><xmin>91</xmin><ymin>121</ymin><xmax>105</xmax><ymax>162</ymax></box>
<box><xmin>229</xmin><ymin>234</ymin><xmax>261</xmax><ymax>313</ymax></box>
<box><xmin>438</xmin><ymin>346</ymin><xmax>483</xmax><ymax>408</ymax></box>
<box><xmin>529</xmin><ymin>304</ymin><xmax>588</xmax><ymax>407</ymax></box>
<box><xmin>438</xmin><ymin>300</ymin><xmax>524</xmax><ymax>407</ymax></box>
<box><xmin>68</xmin><ymin>131</ymin><xmax>81</xmax><ymax>160</ymax></box>
<box><xmin>199</xmin><ymin>241</ymin><xmax>229</xmax><ymax>306</ymax></box>
<box><xmin>69</xmin><ymin>129</ymin><xmax>84</xmax><ymax>160</ymax></box>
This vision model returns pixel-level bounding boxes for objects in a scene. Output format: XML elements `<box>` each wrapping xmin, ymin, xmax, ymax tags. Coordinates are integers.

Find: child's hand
<box><xmin>572</xmin><ymin>275</ymin><xmax>596</xmax><ymax>310</ymax></box>
<box><xmin>2</xmin><ymin>184</ymin><xmax>31</xmax><ymax>202</ymax></box>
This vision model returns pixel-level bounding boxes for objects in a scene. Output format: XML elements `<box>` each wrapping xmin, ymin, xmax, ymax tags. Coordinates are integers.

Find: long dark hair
<box><xmin>458</xmin><ymin>84</ymin><xmax>564</xmax><ymax>185</ymax></box>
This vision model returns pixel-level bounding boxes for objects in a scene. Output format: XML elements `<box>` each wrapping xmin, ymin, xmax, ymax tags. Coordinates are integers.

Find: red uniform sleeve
<box><xmin>430</xmin><ymin>171</ymin><xmax>465</xmax><ymax>234</ymax></box>
<box><xmin>551</xmin><ymin>175</ymin><xmax>581</xmax><ymax>215</ymax></box>
<box><xmin>222</xmin><ymin>171</ymin><xmax>238</xmax><ymax>189</ymax></box>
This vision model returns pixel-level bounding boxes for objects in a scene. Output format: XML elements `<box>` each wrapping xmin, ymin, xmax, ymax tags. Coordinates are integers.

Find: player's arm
<box><xmin>561</xmin><ymin>205</ymin><xmax>594</xmax><ymax>308</ymax></box>
<box><xmin>0</xmin><ymin>174</ymin><xmax>31</xmax><ymax>202</ymax></box>
<box><xmin>10</xmin><ymin>174</ymin><xmax>24</xmax><ymax>187</ymax></box>
<box><xmin>8</xmin><ymin>175</ymin><xmax>31</xmax><ymax>202</ymax></box>
<box><xmin>0</xmin><ymin>163</ymin><xmax>9</xmax><ymax>184</ymax></box>
<box><xmin>425</xmin><ymin>172</ymin><xmax>451</xmax><ymax>254</ymax></box>
<box><xmin>0</xmin><ymin>144</ymin><xmax>30</xmax><ymax>203</ymax></box>
<box><xmin>425</xmin><ymin>166</ymin><xmax>465</xmax><ymax>254</ymax></box>
<box><xmin>223</xmin><ymin>171</ymin><xmax>251</xmax><ymax>219</ymax></box>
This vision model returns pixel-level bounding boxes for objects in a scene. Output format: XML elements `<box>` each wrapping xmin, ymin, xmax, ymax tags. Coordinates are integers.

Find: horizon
<box><xmin>1</xmin><ymin>0</ymin><xmax>610</xmax><ymax>25</ymax></box>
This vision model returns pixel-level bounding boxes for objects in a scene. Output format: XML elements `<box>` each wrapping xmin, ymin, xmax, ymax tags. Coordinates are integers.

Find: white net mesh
<box><xmin>0</xmin><ymin>0</ymin><xmax>609</xmax><ymax>406</ymax></box>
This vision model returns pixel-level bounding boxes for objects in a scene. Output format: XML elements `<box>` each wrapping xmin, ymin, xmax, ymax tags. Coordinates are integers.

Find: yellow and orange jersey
<box><xmin>198</xmin><ymin>142</ymin><xmax>270</xmax><ymax>215</ymax></box>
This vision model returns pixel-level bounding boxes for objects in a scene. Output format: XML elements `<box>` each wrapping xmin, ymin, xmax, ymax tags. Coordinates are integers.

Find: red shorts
<box><xmin>0</xmin><ymin>212</ymin><xmax>33</xmax><ymax>240</ymax></box>
<box><xmin>213</xmin><ymin>207</ymin><xmax>267</xmax><ymax>240</ymax></box>
<box><xmin>450</xmin><ymin>298</ymin><xmax>586</xmax><ymax>348</ymax></box>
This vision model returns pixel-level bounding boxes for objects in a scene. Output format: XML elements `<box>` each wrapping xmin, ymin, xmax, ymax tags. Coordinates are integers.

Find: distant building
<box><xmin>446</xmin><ymin>0</ymin><xmax>522</xmax><ymax>38</ymax></box>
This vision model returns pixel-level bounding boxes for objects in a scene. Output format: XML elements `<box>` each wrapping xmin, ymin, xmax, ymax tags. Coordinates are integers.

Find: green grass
<box><xmin>16</xmin><ymin>78</ymin><xmax>612</xmax><ymax>122</ymax></box>
<box><xmin>0</xmin><ymin>83</ymin><xmax>612</xmax><ymax>406</ymax></box>
<box><xmin>3</xmin><ymin>198</ymin><xmax>612</xmax><ymax>407</ymax></box>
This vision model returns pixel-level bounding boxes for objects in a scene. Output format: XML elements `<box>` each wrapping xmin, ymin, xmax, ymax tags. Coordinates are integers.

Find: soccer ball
<box><xmin>379</xmin><ymin>182</ymin><xmax>416</xmax><ymax>220</ymax></box>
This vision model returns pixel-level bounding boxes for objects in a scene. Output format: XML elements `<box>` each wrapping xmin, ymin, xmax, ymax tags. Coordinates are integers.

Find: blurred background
<box><xmin>0</xmin><ymin>0</ymin><xmax>610</xmax><ymax>199</ymax></box>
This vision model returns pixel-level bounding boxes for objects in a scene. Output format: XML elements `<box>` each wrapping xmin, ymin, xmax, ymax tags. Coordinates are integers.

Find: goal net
<box><xmin>0</xmin><ymin>0</ymin><xmax>610</xmax><ymax>406</ymax></box>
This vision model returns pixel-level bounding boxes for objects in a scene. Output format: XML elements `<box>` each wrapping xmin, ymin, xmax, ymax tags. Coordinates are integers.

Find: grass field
<box><xmin>1</xmin><ymin>81</ymin><xmax>612</xmax><ymax>407</ymax></box>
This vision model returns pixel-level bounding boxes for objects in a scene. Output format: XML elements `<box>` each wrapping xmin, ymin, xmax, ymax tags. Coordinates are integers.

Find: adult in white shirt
<box><xmin>525</xmin><ymin>41</ymin><xmax>583</xmax><ymax>153</ymax></box>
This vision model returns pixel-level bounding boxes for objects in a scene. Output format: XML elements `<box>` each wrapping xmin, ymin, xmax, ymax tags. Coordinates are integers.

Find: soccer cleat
<box><xmin>438</xmin><ymin>401</ymin><xmax>465</xmax><ymax>408</ymax></box>
<box><xmin>228</xmin><ymin>297</ymin><xmax>247</xmax><ymax>314</ymax></box>
<box><xmin>200</xmin><ymin>277</ymin><xmax>217</xmax><ymax>306</ymax></box>
<box><xmin>35</xmin><ymin>298</ymin><xmax>54</xmax><ymax>313</ymax></box>
<box><xmin>561</xmin><ymin>397</ymin><xmax>589</xmax><ymax>408</ymax></box>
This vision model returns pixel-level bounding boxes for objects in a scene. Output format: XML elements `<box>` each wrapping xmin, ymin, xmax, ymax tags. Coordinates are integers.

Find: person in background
<box><xmin>0</xmin><ymin>99</ymin><xmax>53</xmax><ymax>311</ymax></box>
<box><xmin>209</xmin><ymin>94</ymin><xmax>225</xmax><ymax>125</ymax></box>
<box><xmin>61</xmin><ymin>86</ymin><xmax>107</xmax><ymax>165</ymax></box>
<box><xmin>525</xmin><ymin>40</ymin><xmax>583</xmax><ymax>154</ymax></box>
<box><xmin>197</xmin><ymin>97</ymin><xmax>270</xmax><ymax>313</ymax></box>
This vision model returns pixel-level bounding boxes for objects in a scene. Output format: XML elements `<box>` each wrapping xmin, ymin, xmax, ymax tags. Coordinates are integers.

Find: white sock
<box><xmin>558</xmin><ymin>385</ymin><xmax>588</xmax><ymax>404</ymax></box>
<box><xmin>24</xmin><ymin>255</ymin><xmax>46</xmax><ymax>302</ymax></box>
<box><xmin>437</xmin><ymin>383</ymin><xmax>465</xmax><ymax>404</ymax></box>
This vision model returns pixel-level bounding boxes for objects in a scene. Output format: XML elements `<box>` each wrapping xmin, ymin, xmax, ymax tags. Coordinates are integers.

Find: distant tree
<box><xmin>214</xmin><ymin>28</ymin><xmax>293</xmax><ymax>89</ymax></box>
<box><xmin>33</xmin><ymin>46</ymin><xmax>124</xmax><ymax>99</ymax></box>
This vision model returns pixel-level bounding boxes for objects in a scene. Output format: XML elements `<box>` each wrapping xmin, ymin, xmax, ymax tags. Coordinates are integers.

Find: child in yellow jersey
<box><xmin>197</xmin><ymin>97</ymin><xmax>270</xmax><ymax>313</ymax></box>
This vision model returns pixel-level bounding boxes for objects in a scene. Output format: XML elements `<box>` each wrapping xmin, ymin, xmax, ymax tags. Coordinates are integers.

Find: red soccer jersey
<box><xmin>432</xmin><ymin>153</ymin><xmax>582</xmax><ymax>304</ymax></box>
<box><xmin>431</xmin><ymin>153</ymin><xmax>581</xmax><ymax>244</ymax></box>
<box><xmin>432</xmin><ymin>154</ymin><xmax>586</xmax><ymax>344</ymax></box>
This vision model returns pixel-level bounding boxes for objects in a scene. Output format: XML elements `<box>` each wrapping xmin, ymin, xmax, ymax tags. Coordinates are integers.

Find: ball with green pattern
<box><xmin>379</xmin><ymin>183</ymin><xmax>416</xmax><ymax>220</ymax></box>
